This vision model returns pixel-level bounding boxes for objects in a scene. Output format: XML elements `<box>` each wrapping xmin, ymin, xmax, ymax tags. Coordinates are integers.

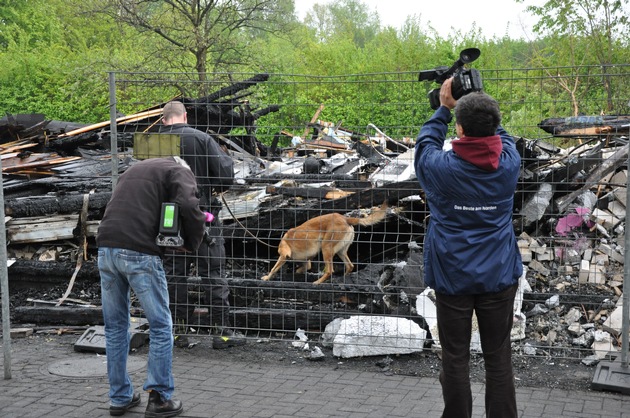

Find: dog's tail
<box><xmin>345</xmin><ymin>200</ymin><xmax>388</xmax><ymax>226</ymax></box>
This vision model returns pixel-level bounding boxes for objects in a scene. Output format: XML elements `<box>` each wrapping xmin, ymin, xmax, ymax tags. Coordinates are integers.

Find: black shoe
<box><xmin>145</xmin><ymin>390</ymin><xmax>183</xmax><ymax>418</ymax></box>
<box><xmin>212</xmin><ymin>328</ymin><xmax>247</xmax><ymax>349</ymax></box>
<box><xmin>110</xmin><ymin>392</ymin><xmax>141</xmax><ymax>416</ymax></box>
<box><xmin>173</xmin><ymin>334</ymin><xmax>190</xmax><ymax>349</ymax></box>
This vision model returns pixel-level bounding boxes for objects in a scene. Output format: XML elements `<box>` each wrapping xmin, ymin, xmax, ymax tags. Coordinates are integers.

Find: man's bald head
<box><xmin>162</xmin><ymin>101</ymin><xmax>187</xmax><ymax>125</ymax></box>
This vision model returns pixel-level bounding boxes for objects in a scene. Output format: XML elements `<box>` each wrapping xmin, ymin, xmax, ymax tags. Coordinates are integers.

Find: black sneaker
<box><xmin>109</xmin><ymin>392</ymin><xmax>141</xmax><ymax>416</ymax></box>
<box><xmin>145</xmin><ymin>390</ymin><xmax>183</xmax><ymax>418</ymax></box>
<box><xmin>173</xmin><ymin>334</ymin><xmax>190</xmax><ymax>349</ymax></box>
<box><xmin>212</xmin><ymin>328</ymin><xmax>247</xmax><ymax>349</ymax></box>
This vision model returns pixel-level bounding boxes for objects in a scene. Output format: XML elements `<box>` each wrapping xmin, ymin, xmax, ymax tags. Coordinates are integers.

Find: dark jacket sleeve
<box><xmin>497</xmin><ymin>125</ymin><xmax>521</xmax><ymax>167</ymax></box>
<box><xmin>414</xmin><ymin>105</ymin><xmax>452</xmax><ymax>191</ymax></box>
<box><xmin>169</xmin><ymin>166</ymin><xmax>206</xmax><ymax>252</ymax></box>
<box><xmin>203</xmin><ymin>134</ymin><xmax>234</xmax><ymax>194</ymax></box>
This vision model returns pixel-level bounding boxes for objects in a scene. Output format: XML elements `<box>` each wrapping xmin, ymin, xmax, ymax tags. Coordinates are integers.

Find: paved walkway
<box><xmin>1</xmin><ymin>333</ymin><xmax>629</xmax><ymax>418</ymax></box>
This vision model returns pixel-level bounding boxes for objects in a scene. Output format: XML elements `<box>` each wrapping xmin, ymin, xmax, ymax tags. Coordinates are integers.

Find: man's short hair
<box><xmin>454</xmin><ymin>92</ymin><xmax>501</xmax><ymax>137</ymax></box>
<box><xmin>162</xmin><ymin>101</ymin><xmax>187</xmax><ymax>121</ymax></box>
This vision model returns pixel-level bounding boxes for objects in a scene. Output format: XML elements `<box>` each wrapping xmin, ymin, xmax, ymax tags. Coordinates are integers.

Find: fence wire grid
<box><xmin>108</xmin><ymin>65</ymin><xmax>630</xmax><ymax>362</ymax></box>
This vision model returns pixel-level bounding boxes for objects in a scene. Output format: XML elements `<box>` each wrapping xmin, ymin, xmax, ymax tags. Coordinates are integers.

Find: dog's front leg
<box><xmin>312</xmin><ymin>270</ymin><xmax>332</xmax><ymax>285</ymax></box>
<box><xmin>312</xmin><ymin>259</ymin><xmax>333</xmax><ymax>285</ymax></box>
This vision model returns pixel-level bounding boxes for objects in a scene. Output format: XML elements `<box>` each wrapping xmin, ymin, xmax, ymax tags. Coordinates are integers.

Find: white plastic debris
<box><xmin>292</xmin><ymin>328</ymin><xmax>309</xmax><ymax>349</ymax></box>
<box><xmin>545</xmin><ymin>294</ymin><xmax>560</xmax><ymax>308</ymax></box>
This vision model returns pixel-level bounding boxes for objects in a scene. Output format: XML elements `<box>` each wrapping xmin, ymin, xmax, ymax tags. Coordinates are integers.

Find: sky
<box><xmin>294</xmin><ymin>0</ymin><xmax>544</xmax><ymax>40</ymax></box>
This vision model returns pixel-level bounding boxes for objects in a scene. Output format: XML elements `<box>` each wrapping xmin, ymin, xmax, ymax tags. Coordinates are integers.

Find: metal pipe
<box><xmin>0</xmin><ymin>156</ymin><xmax>13</xmax><ymax>379</ymax></box>
<box><xmin>622</xmin><ymin>144</ymin><xmax>630</xmax><ymax>367</ymax></box>
<box><xmin>109</xmin><ymin>72</ymin><xmax>119</xmax><ymax>189</ymax></box>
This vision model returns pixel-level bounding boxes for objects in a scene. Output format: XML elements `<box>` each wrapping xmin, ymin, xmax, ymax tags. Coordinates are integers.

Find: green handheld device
<box><xmin>156</xmin><ymin>202</ymin><xmax>184</xmax><ymax>247</ymax></box>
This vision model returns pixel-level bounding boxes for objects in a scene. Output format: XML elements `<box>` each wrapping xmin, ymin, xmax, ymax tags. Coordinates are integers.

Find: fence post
<box><xmin>109</xmin><ymin>72</ymin><xmax>119</xmax><ymax>189</ymax></box>
<box><xmin>0</xmin><ymin>157</ymin><xmax>12</xmax><ymax>379</ymax></box>
<box><xmin>621</xmin><ymin>149</ymin><xmax>630</xmax><ymax>367</ymax></box>
<box><xmin>591</xmin><ymin>143</ymin><xmax>630</xmax><ymax>393</ymax></box>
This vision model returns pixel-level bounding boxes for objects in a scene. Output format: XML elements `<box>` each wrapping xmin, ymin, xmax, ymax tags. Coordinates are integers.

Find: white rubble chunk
<box><xmin>591</xmin><ymin>208</ymin><xmax>621</xmax><ymax>230</ymax></box>
<box><xmin>611</xmin><ymin>170</ymin><xmax>627</xmax><ymax>204</ymax></box>
<box><xmin>588</xmin><ymin>264</ymin><xmax>606</xmax><ymax>285</ymax></box>
<box><xmin>521</xmin><ymin>183</ymin><xmax>554</xmax><ymax>225</ymax></box>
<box><xmin>528</xmin><ymin>259</ymin><xmax>550</xmax><ymax>276</ymax></box>
<box><xmin>602</xmin><ymin>296</ymin><xmax>624</xmax><ymax>336</ymax></box>
<box><xmin>608</xmin><ymin>199</ymin><xmax>626</xmax><ymax>220</ymax></box>
<box><xmin>330</xmin><ymin>316</ymin><xmax>426</xmax><ymax>358</ymax></box>
<box><xmin>591</xmin><ymin>330</ymin><xmax>618</xmax><ymax>359</ymax></box>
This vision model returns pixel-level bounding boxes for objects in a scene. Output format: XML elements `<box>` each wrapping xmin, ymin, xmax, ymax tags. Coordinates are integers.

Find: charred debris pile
<box><xmin>2</xmin><ymin>76</ymin><xmax>630</xmax><ymax>346</ymax></box>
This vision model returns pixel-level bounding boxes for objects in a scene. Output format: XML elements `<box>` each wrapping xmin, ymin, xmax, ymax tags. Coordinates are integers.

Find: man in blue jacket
<box><xmin>414</xmin><ymin>78</ymin><xmax>523</xmax><ymax>418</ymax></box>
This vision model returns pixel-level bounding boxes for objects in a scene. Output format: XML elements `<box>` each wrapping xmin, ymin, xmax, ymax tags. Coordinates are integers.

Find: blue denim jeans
<box><xmin>435</xmin><ymin>283</ymin><xmax>518</xmax><ymax>418</ymax></box>
<box><xmin>98</xmin><ymin>247</ymin><xmax>175</xmax><ymax>407</ymax></box>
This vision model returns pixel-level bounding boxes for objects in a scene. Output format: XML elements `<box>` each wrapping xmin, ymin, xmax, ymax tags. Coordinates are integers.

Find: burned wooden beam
<box><xmin>226</xmin><ymin>277</ymin><xmax>379</xmax><ymax>306</ymax></box>
<box><xmin>46</xmin><ymin>131</ymin><xmax>101</xmax><ymax>154</ymax></box>
<box><xmin>265</xmin><ymin>185</ymin><xmax>338</xmax><ymax>199</ymax></box>
<box><xmin>8</xmin><ymin>259</ymin><xmax>100</xmax><ymax>288</ymax></box>
<box><xmin>189</xmin><ymin>73</ymin><xmax>270</xmax><ymax>105</ymax></box>
<box><xmin>14</xmin><ymin>306</ymin><xmax>103</xmax><ymax>326</ymax></box>
<box><xmin>538</xmin><ymin>115</ymin><xmax>630</xmax><ymax>136</ymax></box>
<box><xmin>233</xmin><ymin>307</ymin><xmax>345</xmax><ymax>332</ymax></box>
<box><xmin>4</xmin><ymin>192</ymin><xmax>111</xmax><ymax>217</ymax></box>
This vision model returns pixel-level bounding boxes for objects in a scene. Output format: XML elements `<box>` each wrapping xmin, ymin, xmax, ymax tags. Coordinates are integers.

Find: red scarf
<box><xmin>451</xmin><ymin>135</ymin><xmax>502</xmax><ymax>171</ymax></box>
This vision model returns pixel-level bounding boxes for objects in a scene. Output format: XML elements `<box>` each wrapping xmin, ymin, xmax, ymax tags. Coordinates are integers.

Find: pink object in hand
<box><xmin>204</xmin><ymin>212</ymin><xmax>214</xmax><ymax>223</ymax></box>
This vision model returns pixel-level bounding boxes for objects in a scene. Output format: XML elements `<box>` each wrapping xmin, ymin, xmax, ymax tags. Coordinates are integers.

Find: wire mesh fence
<box><xmin>109</xmin><ymin>65</ymin><xmax>630</xmax><ymax>360</ymax></box>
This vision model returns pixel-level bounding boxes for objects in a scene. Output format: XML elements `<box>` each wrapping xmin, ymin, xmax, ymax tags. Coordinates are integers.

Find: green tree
<box><xmin>304</xmin><ymin>0</ymin><xmax>380</xmax><ymax>47</ymax></box>
<box><xmin>87</xmin><ymin>0</ymin><xmax>295</xmax><ymax>83</ymax></box>
<box><xmin>0</xmin><ymin>0</ymin><xmax>158</xmax><ymax>122</ymax></box>
<box><xmin>517</xmin><ymin>0</ymin><xmax>629</xmax><ymax>111</ymax></box>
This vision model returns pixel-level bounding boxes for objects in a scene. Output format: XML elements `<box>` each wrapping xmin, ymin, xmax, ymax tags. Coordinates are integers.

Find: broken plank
<box><xmin>6</xmin><ymin>215</ymin><xmax>99</xmax><ymax>243</ymax></box>
<box><xmin>57</xmin><ymin>108</ymin><xmax>164</xmax><ymax>137</ymax></box>
<box><xmin>2</xmin><ymin>155</ymin><xmax>82</xmax><ymax>172</ymax></box>
<box><xmin>0</xmin><ymin>141</ymin><xmax>38</xmax><ymax>155</ymax></box>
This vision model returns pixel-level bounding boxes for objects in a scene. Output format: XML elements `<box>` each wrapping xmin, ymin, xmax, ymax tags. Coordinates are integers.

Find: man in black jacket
<box><xmin>160</xmin><ymin>100</ymin><xmax>245</xmax><ymax>349</ymax></box>
<box><xmin>97</xmin><ymin>156</ymin><xmax>205</xmax><ymax>417</ymax></box>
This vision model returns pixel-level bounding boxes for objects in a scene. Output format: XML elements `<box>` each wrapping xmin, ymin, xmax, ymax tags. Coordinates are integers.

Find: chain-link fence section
<box><xmin>104</xmin><ymin>66</ymin><xmax>630</xmax><ymax>360</ymax></box>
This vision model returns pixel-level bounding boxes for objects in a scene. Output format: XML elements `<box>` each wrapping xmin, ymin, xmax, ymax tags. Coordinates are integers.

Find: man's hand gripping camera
<box><xmin>418</xmin><ymin>48</ymin><xmax>484</xmax><ymax>110</ymax></box>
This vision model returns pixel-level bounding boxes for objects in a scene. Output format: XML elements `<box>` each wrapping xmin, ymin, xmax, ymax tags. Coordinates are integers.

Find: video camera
<box><xmin>418</xmin><ymin>48</ymin><xmax>483</xmax><ymax>110</ymax></box>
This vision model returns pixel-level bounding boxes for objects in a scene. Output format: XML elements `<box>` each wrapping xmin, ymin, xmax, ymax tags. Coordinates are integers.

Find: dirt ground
<box><xmin>6</xmin><ymin>327</ymin><xmax>595</xmax><ymax>393</ymax></box>
<box><xmin>181</xmin><ymin>335</ymin><xmax>597</xmax><ymax>392</ymax></box>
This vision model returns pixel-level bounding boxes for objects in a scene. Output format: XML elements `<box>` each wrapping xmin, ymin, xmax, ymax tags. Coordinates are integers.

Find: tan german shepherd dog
<box><xmin>261</xmin><ymin>201</ymin><xmax>388</xmax><ymax>285</ymax></box>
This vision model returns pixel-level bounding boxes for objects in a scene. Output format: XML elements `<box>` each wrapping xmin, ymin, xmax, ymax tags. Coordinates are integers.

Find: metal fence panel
<box><xmin>108</xmin><ymin>66</ymin><xmax>630</xmax><ymax>362</ymax></box>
